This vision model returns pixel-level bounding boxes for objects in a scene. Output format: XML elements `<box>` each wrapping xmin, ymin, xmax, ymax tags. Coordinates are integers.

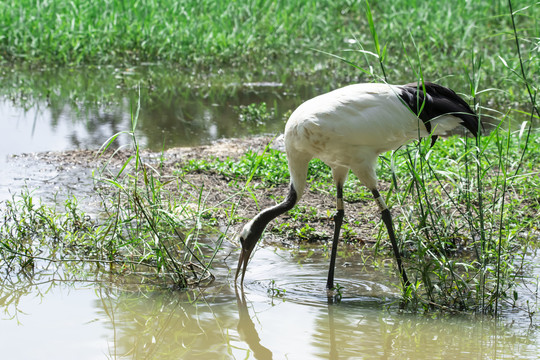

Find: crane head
<box><xmin>234</xmin><ymin>218</ymin><xmax>264</xmax><ymax>285</ymax></box>
<box><xmin>234</xmin><ymin>183</ymin><xmax>297</xmax><ymax>286</ymax></box>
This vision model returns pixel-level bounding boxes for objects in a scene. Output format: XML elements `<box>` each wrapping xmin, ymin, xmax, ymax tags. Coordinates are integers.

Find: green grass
<box><xmin>357</xmin><ymin>0</ymin><xmax>539</xmax><ymax>312</ymax></box>
<box><xmin>0</xmin><ymin>0</ymin><xmax>537</xmax><ymax>134</ymax></box>
<box><xmin>392</xmin><ymin>128</ymin><xmax>539</xmax><ymax>312</ymax></box>
<box><xmin>0</xmin><ymin>1</ymin><xmax>538</xmax><ymax>106</ymax></box>
<box><xmin>0</xmin><ymin>92</ymin><xmax>538</xmax><ymax>311</ymax></box>
<box><xmin>181</xmin><ymin>149</ymin><xmax>290</xmax><ymax>186</ymax></box>
<box><xmin>0</xmin><ymin>0</ymin><xmax>361</xmax><ymax>67</ymax></box>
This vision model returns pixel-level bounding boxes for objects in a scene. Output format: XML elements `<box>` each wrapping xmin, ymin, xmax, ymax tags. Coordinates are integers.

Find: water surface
<box><xmin>0</xmin><ymin>66</ymin><xmax>320</xmax><ymax>202</ymax></box>
<box><xmin>1</xmin><ymin>247</ymin><xmax>538</xmax><ymax>359</ymax></box>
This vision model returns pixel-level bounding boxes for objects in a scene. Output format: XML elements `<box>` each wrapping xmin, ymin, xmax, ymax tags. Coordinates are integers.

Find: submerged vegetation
<box><xmin>0</xmin><ymin>0</ymin><xmax>539</xmax><ymax>315</ymax></box>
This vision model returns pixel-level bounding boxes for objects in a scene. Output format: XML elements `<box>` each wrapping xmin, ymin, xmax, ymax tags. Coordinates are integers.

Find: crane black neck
<box><xmin>254</xmin><ymin>183</ymin><xmax>297</xmax><ymax>228</ymax></box>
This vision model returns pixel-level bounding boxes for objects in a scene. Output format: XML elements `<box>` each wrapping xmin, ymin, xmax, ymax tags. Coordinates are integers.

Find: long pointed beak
<box><xmin>234</xmin><ymin>248</ymin><xmax>253</xmax><ymax>286</ymax></box>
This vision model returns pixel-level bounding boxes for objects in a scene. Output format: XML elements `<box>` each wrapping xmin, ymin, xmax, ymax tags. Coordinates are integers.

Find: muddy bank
<box><xmin>7</xmin><ymin>136</ymin><xmax>385</xmax><ymax>250</ymax></box>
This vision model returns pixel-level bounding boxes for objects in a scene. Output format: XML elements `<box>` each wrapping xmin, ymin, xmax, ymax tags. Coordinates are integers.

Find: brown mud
<box><xmin>11</xmin><ymin>136</ymin><xmax>387</xmax><ymax>251</ymax></box>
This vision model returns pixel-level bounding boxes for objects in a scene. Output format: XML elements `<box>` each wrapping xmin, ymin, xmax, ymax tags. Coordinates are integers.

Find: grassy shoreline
<box><xmin>0</xmin><ymin>1</ymin><xmax>537</xmax><ymax>91</ymax></box>
<box><xmin>0</xmin><ymin>0</ymin><xmax>537</xmax><ymax>128</ymax></box>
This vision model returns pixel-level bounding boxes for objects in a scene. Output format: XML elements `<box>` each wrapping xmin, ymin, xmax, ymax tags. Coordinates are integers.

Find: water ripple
<box><xmin>244</xmin><ymin>275</ymin><xmax>398</xmax><ymax>308</ymax></box>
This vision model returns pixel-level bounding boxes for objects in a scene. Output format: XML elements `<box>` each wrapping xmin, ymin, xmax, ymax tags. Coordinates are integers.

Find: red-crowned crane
<box><xmin>235</xmin><ymin>82</ymin><xmax>479</xmax><ymax>289</ymax></box>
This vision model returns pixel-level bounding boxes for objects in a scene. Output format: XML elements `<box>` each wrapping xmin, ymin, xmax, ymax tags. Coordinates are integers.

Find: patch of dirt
<box><xmin>13</xmin><ymin>136</ymin><xmax>386</xmax><ymax>250</ymax></box>
<box><xmin>162</xmin><ymin>137</ymin><xmax>385</xmax><ymax>248</ymax></box>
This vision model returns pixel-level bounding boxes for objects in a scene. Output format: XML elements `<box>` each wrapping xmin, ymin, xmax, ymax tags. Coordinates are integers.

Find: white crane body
<box><xmin>235</xmin><ymin>82</ymin><xmax>479</xmax><ymax>288</ymax></box>
<box><xmin>287</xmin><ymin>83</ymin><xmax>461</xmax><ymax>155</ymax></box>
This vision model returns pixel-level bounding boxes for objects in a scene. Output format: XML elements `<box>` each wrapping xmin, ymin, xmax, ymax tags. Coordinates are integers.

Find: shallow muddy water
<box><xmin>0</xmin><ymin>66</ymin><xmax>321</xmax><ymax>202</ymax></box>
<box><xmin>1</xmin><ymin>246</ymin><xmax>539</xmax><ymax>359</ymax></box>
<box><xmin>0</xmin><ymin>65</ymin><xmax>322</xmax><ymax>159</ymax></box>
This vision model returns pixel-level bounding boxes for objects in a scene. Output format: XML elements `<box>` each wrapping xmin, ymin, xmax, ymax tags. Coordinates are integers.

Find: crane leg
<box><xmin>326</xmin><ymin>184</ymin><xmax>344</xmax><ymax>290</ymax></box>
<box><xmin>371</xmin><ymin>189</ymin><xmax>410</xmax><ymax>287</ymax></box>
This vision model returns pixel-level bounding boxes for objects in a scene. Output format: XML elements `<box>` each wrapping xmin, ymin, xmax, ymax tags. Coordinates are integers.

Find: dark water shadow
<box><xmin>236</xmin><ymin>287</ymin><xmax>274</xmax><ymax>360</ymax></box>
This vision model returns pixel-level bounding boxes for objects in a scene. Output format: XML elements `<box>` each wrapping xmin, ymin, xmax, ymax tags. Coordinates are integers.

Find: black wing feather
<box><xmin>398</xmin><ymin>82</ymin><xmax>479</xmax><ymax>146</ymax></box>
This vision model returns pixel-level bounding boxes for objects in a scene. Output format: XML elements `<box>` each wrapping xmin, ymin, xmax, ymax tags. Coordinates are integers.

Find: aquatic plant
<box><xmin>0</xmin><ymin>98</ymin><xmax>224</xmax><ymax>288</ymax></box>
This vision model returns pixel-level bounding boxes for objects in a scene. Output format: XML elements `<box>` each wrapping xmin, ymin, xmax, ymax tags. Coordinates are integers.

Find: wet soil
<box><xmin>10</xmin><ymin>136</ymin><xmax>385</xmax><ymax>250</ymax></box>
